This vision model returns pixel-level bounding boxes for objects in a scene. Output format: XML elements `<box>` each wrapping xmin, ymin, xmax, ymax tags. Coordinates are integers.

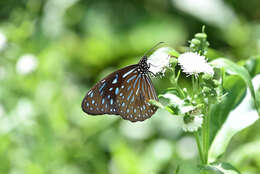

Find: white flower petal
<box><xmin>182</xmin><ymin>114</ymin><xmax>203</xmax><ymax>132</ymax></box>
<box><xmin>147</xmin><ymin>47</ymin><xmax>171</xmax><ymax>75</ymax></box>
<box><xmin>160</xmin><ymin>93</ymin><xmax>184</xmax><ymax>106</ymax></box>
<box><xmin>178</xmin><ymin>52</ymin><xmax>214</xmax><ymax>76</ymax></box>
<box><xmin>180</xmin><ymin>105</ymin><xmax>195</xmax><ymax>114</ymax></box>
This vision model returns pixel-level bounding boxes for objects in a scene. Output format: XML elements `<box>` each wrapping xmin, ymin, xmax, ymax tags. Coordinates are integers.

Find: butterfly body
<box><xmin>82</xmin><ymin>56</ymin><xmax>158</xmax><ymax>122</ymax></box>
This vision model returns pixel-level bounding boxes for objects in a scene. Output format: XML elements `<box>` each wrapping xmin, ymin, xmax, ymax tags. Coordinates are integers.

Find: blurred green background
<box><xmin>1</xmin><ymin>0</ymin><xmax>260</xmax><ymax>174</ymax></box>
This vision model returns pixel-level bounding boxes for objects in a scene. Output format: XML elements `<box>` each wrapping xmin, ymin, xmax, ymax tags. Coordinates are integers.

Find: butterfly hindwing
<box><xmin>116</xmin><ymin>72</ymin><xmax>158</xmax><ymax>122</ymax></box>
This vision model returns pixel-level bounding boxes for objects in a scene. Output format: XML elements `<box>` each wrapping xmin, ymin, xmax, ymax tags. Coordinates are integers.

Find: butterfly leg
<box><xmin>147</xmin><ymin>63</ymin><xmax>157</xmax><ymax>76</ymax></box>
<box><xmin>148</xmin><ymin>71</ymin><xmax>156</xmax><ymax>77</ymax></box>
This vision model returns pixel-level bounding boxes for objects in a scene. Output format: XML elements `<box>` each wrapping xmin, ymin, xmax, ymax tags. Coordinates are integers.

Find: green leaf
<box><xmin>158</xmin><ymin>93</ymin><xmax>184</xmax><ymax>114</ymax></box>
<box><xmin>199</xmin><ymin>164</ymin><xmax>224</xmax><ymax>174</ymax></box>
<box><xmin>209</xmin><ymin>76</ymin><xmax>247</xmax><ymax>146</ymax></box>
<box><xmin>164</xmin><ymin>106</ymin><xmax>175</xmax><ymax>114</ymax></box>
<box><xmin>151</xmin><ymin>94</ymin><xmax>182</xmax><ymax>115</ymax></box>
<box><xmin>169</xmin><ymin>49</ymin><xmax>180</xmax><ymax>57</ymax></box>
<box><xmin>174</xmin><ymin>165</ymin><xmax>180</xmax><ymax>174</ymax></box>
<box><xmin>211</xmin><ymin>58</ymin><xmax>259</xmax><ymax>114</ymax></box>
<box><xmin>159</xmin><ymin>93</ymin><xmax>183</xmax><ymax>106</ymax></box>
<box><xmin>199</xmin><ymin>163</ymin><xmax>241</xmax><ymax>174</ymax></box>
<box><xmin>244</xmin><ymin>55</ymin><xmax>260</xmax><ymax>76</ymax></box>
<box><xmin>208</xmin><ymin>75</ymin><xmax>260</xmax><ymax>163</ymax></box>
<box><xmin>149</xmin><ymin>99</ymin><xmax>164</xmax><ymax>109</ymax></box>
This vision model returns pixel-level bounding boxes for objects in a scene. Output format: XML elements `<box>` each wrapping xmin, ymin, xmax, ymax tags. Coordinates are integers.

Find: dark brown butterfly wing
<box><xmin>82</xmin><ymin>65</ymin><xmax>138</xmax><ymax>115</ymax></box>
<box><xmin>81</xmin><ymin>64</ymin><xmax>158</xmax><ymax>122</ymax></box>
<box><xmin>115</xmin><ymin>73</ymin><xmax>158</xmax><ymax>122</ymax></box>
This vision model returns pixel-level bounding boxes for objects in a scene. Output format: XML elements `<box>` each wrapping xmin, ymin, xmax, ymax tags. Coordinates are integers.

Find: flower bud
<box><xmin>183</xmin><ymin>114</ymin><xmax>194</xmax><ymax>124</ymax></box>
<box><xmin>213</xmin><ymin>79</ymin><xmax>221</xmax><ymax>87</ymax></box>
<box><xmin>170</xmin><ymin>58</ymin><xmax>178</xmax><ymax>68</ymax></box>
<box><xmin>190</xmin><ymin>39</ymin><xmax>201</xmax><ymax>47</ymax></box>
<box><xmin>202</xmin><ymin>73</ymin><xmax>213</xmax><ymax>81</ymax></box>
<box><xmin>195</xmin><ymin>33</ymin><xmax>207</xmax><ymax>40</ymax></box>
<box><xmin>202</xmin><ymin>87</ymin><xmax>211</xmax><ymax>94</ymax></box>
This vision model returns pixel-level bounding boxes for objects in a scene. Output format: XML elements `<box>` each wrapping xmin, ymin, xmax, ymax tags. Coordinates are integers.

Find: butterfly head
<box><xmin>138</xmin><ymin>56</ymin><xmax>149</xmax><ymax>75</ymax></box>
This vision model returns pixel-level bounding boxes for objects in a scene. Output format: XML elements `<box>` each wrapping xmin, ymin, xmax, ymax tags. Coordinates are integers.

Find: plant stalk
<box><xmin>194</xmin><ymin>132</ymin><xmax>204</xmax><ymax>164</ymax></box>
<box><xmin>203</xmin><ymin>104</ymin><xmax>210</xmax><ymax>164</ymax></box>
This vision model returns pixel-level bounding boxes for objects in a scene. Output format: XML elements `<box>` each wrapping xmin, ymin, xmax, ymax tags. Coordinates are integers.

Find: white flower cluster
<box><xmin>160</xmin><ymin>93</ymin><xmax>203</xmax><ymax>132</ymax></box>
<box><xmin>16</xmin><ymin>54</ymin><xmax>38</xmax><ymax>75</ymax></box>
<box><xmin>178</xmin><ymin>52</ymin><xmax>214</xmax><ymax>76</ymax></box>
<box><xmin>147</xmin><ymin>47</ymin><xmax>171</xmax><ymax>75</ymax></box>
<box><xmin>180</xmin><ymin>105</ymin><xmax>203</xmax><ymax>132</ymax></box>
<box><xmin>182</xmin><ymin>114</ymin><xmax>203</xmax><ymax>132</ymax></box>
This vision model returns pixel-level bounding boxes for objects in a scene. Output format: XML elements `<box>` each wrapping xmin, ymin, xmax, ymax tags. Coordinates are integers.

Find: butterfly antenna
<box><xmin>144</xmin><ymin>41</ymin><xmax>165</xmax><ymax>56</ymax></box>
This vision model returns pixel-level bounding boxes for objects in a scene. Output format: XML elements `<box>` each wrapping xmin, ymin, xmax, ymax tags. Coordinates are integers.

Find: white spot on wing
<box><xmin>123</xmin><ymin>68</ymin><xmax>135</xmax><ymax>78</ymax></box>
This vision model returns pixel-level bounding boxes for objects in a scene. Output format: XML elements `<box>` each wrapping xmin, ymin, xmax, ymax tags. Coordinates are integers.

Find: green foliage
<box><xmin>199</xmin><ymin>162</ymin><xmax>241</xmax><ymax>174</ymax></box>
<box><xmin>211</xmin><ymin>58</ymin><xmax>258</xmax><ymax>113</ymax></box>
<box><xmin>208</xmin><ymin>66</ymin><xmax>260</xmax><ymax>163</ymax></box>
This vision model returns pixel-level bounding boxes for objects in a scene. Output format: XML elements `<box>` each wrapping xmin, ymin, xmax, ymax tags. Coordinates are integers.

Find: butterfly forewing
<box><xmin>82</xmin><ymin>65</ymin><xmax>138</xmax><ymax>116</ymax></box>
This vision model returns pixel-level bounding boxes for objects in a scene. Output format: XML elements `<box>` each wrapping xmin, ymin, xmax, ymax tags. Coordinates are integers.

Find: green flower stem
<box><xmin>173</xmin><ymin>70</ymin><xmax>185</xmax><ymax>98</ymax></box>
<box><xmin>206</xmin><ymin>104</ymin><xmax>211</xmax><ymax>163</ymax></box>
<box><xmin>194</xmin><ymin>132</ymin><xmax>204</xmax><ymax>164</ymax></box>
<box><xmin>176</xmin><ymin>86</ymin><xmax>185</xmax><ymax>98</ymax></box>
<box><xmin>176</xmin><ymin>70</ymin><xmax>181</xmax><ymax>82</ymax></box>
<box><xmin>192</xmin><ymin>75</ymin><xmax>208</xmax><ymax>170</ymax></box>
<box><xmin>192</xmin><ymin>75</ymin><xmax>199</xmax><ymax>96</ymax></box>
<box><xmin>203</xmin><ymin>104</ymin><xmax>210</xmax><ymax>164</ymax></box>
<box><xmin>191</xmin><ymin>75</ymin><xmax>198</xmax><ymax>99</ymax></box>
<box><xmin>192</xmin><ymin>75</ymin><xmax>196</xmax><ymax>97</ymax></box>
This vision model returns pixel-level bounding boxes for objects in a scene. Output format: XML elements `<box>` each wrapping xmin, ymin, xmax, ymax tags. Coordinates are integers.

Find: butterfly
<box><xmin>81</xmin><ymin>45</ymin><xmax>162</xmax><ymax>122</ymax></box>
